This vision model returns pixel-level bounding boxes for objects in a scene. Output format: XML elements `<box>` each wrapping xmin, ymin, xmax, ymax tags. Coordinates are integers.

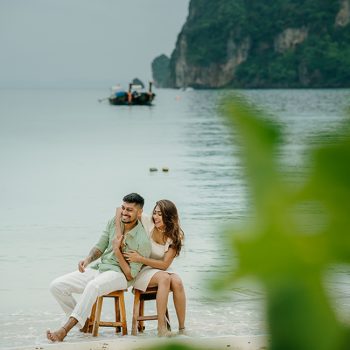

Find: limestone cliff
<box><xmin>152</xmin><ymin>0</ymin><xmax>350</xmax><ymax>88</ymax></box>
<box><xmin>335</xmin><ymin>0</ymin><xmax>350</xmax><ymax>27</ymax></box>
<box><xmin>151</xmin><ymin>55</ymin><xmax>171</xmax><ymax>88</ymax></box>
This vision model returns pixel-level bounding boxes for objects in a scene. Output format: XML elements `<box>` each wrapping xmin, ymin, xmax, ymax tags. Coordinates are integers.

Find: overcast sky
<box><xmin>0</xmin><ymin>0</ymin><xmax>189</xmax><ymax>88</ymax></box>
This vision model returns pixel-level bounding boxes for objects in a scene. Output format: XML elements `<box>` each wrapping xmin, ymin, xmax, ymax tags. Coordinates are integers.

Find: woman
<box><xmin>116</xmin><ymin>199</ymin><xmax>186</xmax><ymax>337</ymax></box>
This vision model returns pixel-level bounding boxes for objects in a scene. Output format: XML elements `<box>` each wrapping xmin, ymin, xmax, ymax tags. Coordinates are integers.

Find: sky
<box><xmin>0</xmin><ymin>0</ymin><xmax>189</xmax><ymax>88</ymax></box>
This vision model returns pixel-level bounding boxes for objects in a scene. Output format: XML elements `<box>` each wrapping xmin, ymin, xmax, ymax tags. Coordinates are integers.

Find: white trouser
<box><xmin>49</xmin><ymin>268</ymin><xmax>127</xmax><ymax>328</ymax></box>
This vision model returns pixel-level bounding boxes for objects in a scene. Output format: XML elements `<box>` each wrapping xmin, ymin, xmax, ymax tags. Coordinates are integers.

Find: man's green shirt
<box><xmin>91</xmin><ymin>218</ymin><xmax>151</xmax><ymax>285</ymax></box>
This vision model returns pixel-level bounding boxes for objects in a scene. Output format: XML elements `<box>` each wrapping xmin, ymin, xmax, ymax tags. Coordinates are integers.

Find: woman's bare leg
<box><xmin>170</xmin><ymin>274</ymin><xmax>186</xmax><ymax>330</ymax></box>
<box><xmin>148</xmin><ymin>271</ymin><xmax>171</xmax><ymax>335</ymax></box>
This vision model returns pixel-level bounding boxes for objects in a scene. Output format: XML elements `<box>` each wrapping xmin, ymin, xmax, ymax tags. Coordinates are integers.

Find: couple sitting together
<box><xmin>47</xmin><ymin>193</ymin><xmax>186</xmax><ymax>342</ymax></box>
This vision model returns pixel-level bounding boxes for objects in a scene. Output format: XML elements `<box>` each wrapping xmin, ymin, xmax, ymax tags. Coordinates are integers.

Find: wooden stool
<box><xmin>131</xmin><ymin>286</ymin><xmax>171</xmax><ymax>336</ymax></box>
<box><xmin>85</xmin><ymin>290</ymin><xmax>127</xmax><ymax>336</ymax></box>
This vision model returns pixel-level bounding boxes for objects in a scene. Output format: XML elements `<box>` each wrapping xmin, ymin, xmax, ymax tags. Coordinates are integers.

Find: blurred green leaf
<box><xmin>147</xmin><ymin>344</ymin><xmax>199</xmax><ymax>350</ymax></box>
<box><xmin>219</xmin><ymin>95</ymin><xmax>350</xmax><ymax>350</ymax></box>
<box><xmin>145</xmin><ymin>342</ymin><xmax>227</xmax><ymax>350</ymax></box>
<box><xmin>150</xmin><ymin>96</ymin><xmax>350</xmax><ymax>350</ymax></box>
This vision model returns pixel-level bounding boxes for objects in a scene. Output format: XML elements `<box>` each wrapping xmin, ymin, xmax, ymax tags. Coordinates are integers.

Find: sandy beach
<box><xmin>23</xmin><ymin>335</ymin><xmax>267</xmax><ymax>350</ymax></box>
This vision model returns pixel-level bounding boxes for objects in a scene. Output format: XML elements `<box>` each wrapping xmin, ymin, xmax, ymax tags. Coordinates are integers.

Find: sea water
<box><xmin>1</xmin><ymin>88</ymin><xmax>350</xmax><ymax>348</ymax></box>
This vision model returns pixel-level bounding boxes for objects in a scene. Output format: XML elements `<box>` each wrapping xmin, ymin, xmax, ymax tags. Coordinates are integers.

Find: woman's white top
<box><xmin>132</xmin><ymin>214</ymin><xmax>175</xmax><ymax>291</ymax></box>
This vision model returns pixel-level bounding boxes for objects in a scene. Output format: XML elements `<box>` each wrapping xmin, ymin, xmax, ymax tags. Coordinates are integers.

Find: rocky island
<box><xmin>152</xmin><ymin>0</ymin><xmax>350</xmax><ymax>88</ymax></box>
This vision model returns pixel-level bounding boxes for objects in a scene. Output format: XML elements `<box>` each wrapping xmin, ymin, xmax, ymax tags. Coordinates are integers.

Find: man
<box><xmin>47</xmin><ymin>193</ymin><xmax>151</xmax><ymax>342</ymax></box>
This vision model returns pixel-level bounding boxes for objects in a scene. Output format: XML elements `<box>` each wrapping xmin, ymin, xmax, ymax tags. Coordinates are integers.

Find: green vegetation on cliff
<box><xmin>153</xmin><ymin>0</ymin><xmax>350</xmax><ymax>88</ymax></box>
<box><xmin>183</xmin><ymin>0</ymin><xmax>246</xmax><ymax>66</ymax></box>
<box><xmin>235</xmin><ymin>0</ymin><xmax>350</xmax><ymax>87</ymax></box>
<box><xmin>151</xmin><ymin>54</ymin><xmax>171</xmax><ymax>88</ymax></box>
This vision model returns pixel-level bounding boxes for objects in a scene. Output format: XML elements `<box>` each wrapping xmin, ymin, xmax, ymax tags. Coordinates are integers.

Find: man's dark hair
<box><xmin>123</xmin><ymin>193</ymin><xmax>144</xmax><ymax>208</ymax></box>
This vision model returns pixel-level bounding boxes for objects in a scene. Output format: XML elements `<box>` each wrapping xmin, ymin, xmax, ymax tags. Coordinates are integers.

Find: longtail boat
<box><xmin>107</xmin><ymin>82</ymin><xmax>155</xmax><ymax>106</ymax></box>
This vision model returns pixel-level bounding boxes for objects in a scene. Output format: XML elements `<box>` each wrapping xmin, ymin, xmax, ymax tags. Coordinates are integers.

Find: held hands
<box><xmin>124</xmin><ymin>250</ymin><xmax>141</xmax><ymax>263</ymax></box>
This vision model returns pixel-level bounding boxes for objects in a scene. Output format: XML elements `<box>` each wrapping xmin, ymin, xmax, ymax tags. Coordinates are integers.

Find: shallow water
<box><xmin>1</xmin><ymin>88</ymin><xmax>350</xmax><ymax>348</ymax></box>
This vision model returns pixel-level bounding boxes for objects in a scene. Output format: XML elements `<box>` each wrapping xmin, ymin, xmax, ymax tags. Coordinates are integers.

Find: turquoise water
<box><xmin>1</xmin><ymin>88</ymin><xmax>350</xmax><ymax>348</ymax></box>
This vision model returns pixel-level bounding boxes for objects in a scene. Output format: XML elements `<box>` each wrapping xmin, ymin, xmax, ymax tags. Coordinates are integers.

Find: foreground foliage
<box><xmin>150</xmin><ymin>96</ymin><xmax>350</xmax><ymax>349</ymax></box>
<box><xmin>219</xmin><ymin>97</ymin><xmax>350</xmax><ymax>350</ymax></box>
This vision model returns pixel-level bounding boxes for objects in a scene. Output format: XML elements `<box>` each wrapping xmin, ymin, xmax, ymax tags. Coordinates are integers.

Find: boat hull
<box><xmin>108</xmin><ymin>92</ymin><xmax>155</xmax><ymax>106</ymax></box>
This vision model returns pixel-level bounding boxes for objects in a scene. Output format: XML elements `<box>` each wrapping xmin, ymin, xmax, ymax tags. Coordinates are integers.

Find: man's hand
<box><xmin>124</xmin><ymin>250</ymin><xmax>142</xmax><ymax>263</ymax></box>
<box><xmin>78</xmin><ymin>258</ymin><xmax>89</xmax><ymax>273</ymax></box>
<box><xmin>78</xmin><ymin>247</ymin><xmax>102</xmax><ymax>273</ymax></box>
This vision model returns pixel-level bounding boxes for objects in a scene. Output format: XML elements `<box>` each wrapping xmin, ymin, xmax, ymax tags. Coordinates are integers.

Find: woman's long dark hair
<box><xmin>153</xmin><ymin>199</ymin><xmax>184</xmax><ymax>256</ymax></box>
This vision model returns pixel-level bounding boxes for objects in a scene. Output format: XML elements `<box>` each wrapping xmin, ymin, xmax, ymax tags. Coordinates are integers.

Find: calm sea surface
<box><xmin>1</xmin><ymin>88</ymin><xmax>350</xmax><ymax>348</ymax></box>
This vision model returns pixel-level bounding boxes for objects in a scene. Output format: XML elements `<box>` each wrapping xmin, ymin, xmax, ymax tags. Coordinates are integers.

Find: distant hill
<box><xmin>152</xmin><ymin>0</ymin><xmax>350</xmax><ymax>88</ymax></box>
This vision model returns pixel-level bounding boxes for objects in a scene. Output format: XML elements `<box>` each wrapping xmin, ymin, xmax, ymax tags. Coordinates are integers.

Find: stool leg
<box><xmin>92</xmin><ymin>296</ymin><xmax>103</xmax><ymax>337</ymax></box>
<box><xmin>119</xmin><ymin>292</ymin><xmax>127</xmax><ymax>335</ymax></box>
<box><xmin>138</xmin><ymin>299</ymin><xmax>145</xmax><ymax>333</ymax></box>
<box><xmin>87</xmin><ymin>302</ymin><xmax>97</xmax><ymax>333</ymax></box>
<box><xmin>132</xmin><ymin>291</ymin><xmax>141</xmax><ymax>336</ymax></box>
<box><xmin>114</xmin><ymin>296</ymin><xmax>121</xmax><ymax>333</ymax></box>
<box><xmin>165</xmin><ymin>308</ymin><xmax>171</xmax><ymax>331</ymax></box>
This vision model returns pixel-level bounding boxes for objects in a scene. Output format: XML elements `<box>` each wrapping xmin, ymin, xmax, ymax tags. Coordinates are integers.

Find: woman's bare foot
<box><xmin>178</xmin><ymin>327</ymin><xmax>189</xmax><ymax>336</ymax></box>
<box><xmin>46</xmin><ymin>327</ymin><xmax>67</xmax><ymax>342</ymax></box>
<box><xmin>157</xmin><ymin>327</ymin><xmax>173</xmax><ymax>337</ymax></box>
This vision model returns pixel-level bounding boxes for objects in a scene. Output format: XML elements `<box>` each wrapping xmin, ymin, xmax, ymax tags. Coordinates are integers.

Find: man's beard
<box><xmin>122</xmin><ymin>217</ymin><xmax>136</xmax><ymax>224</ymax></box>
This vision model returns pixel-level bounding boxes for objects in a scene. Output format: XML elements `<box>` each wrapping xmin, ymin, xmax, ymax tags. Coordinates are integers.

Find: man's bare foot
<box><xmin>46</xmin><ymin>327</ymin><xmax>67</xmax><ymax>342</ymax></box>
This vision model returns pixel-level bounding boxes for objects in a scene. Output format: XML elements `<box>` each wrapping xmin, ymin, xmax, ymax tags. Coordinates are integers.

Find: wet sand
<box><xmin>25</xmin><ymin>335</ymin><xmax>267</xmax><ymax>350</ymax></box>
